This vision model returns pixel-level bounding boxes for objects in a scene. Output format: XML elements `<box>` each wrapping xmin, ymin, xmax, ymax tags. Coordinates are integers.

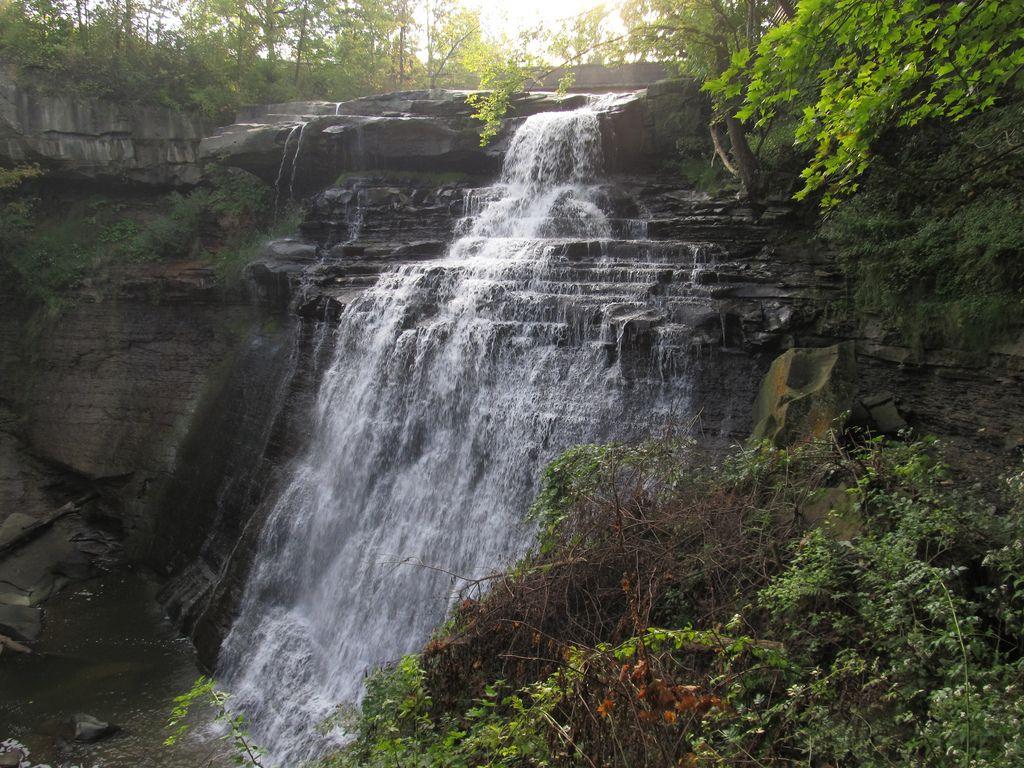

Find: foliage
<box><xmin>621</xmin><ymin>0</ymin><xmax>779</xmax><ymax>197</ymax></box>
<box><xmin>711</xmin><ymin>0</ymin><xmax>1024</xmax><ymax>207</ymax></box>
<box><xmin>0</xmin><ymin>0</ymin><xmax>495</xmax><ymax>120</ymax></box>
<box><xmin>323</xmin><ymin>655</ymin><xmax>568</xmax><ymax>768</ymax></box>
<box><xmin>0</xmin><ymin>167</ymin><xmax>276</xmax><ymax>308</ymax></box>
<box><xmin>822</xmin><ymin>101</ymin><xmax>1024</xmax><ymax>350</ymax></box>
<box><xmin>166</xmin><ymin>675</ymin><xmax>265</xmax><ymax>766</ymax></box>
<box><xmin>465</xmin><ymin>6</ymin><xmax>623</xmax><ymax>145</ymax></box>
<box><xmin>424</xmin><ymin>0</ymin><xmax>483</xmax><ymax>89</ymax></box>
<box><xmin>622</xmin><ymin>0</ymin><xmax>774</xmax><ymax>82</ymax></box>
<box><xmin>465</xmin><ymin>51</ymin><xmax>533</xmax><ymax>146</ymax></box>
<box><xmin>333</xmin><ymin>434</ymin><xmax>1024</xmax><ymax>767</ymax></box>
<box><xmin>0</xmin><ymin>165</ymin><xmax>43</xmax><ymax>264</ymax></box>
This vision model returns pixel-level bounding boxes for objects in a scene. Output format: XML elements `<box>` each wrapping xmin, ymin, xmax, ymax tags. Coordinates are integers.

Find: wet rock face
<box><xmin>202</xmin><ymin>88</ymin><xmax>691</xmax><ymax>195</ymax></box>
<box><xmin>251</xmin><ymin>172</ymin><xmax>1024</xmax><ymax>460</ymax></box>
<box><xmin>246</xmin><ymin>178</ymin><xmax>472</xmax><ymax>320</ymax></box>
<box><xmin>0</xmin><ymin>263</ymin><xmax>314</xmax><ymax>664</ymax></box>
<box><xmin>0</xmin><ymin>270</ymin><xmax>273</xmax><ymax>556</ymax></box>
<box><xmin>0</xmin><ymin>74</ymin><xmax>207</xmax><ymax>187</ymax></box>
<box><xmin>1</xmin><ymin>85</ymin><xmax>1021</xmax><ymax>675</ymax></box>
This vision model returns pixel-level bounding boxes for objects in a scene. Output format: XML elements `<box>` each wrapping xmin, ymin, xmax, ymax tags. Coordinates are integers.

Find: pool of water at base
<box><xmin>0</xmin><ymin>570</ymin><xmax>228</xmax><ymax>767</ymax></box>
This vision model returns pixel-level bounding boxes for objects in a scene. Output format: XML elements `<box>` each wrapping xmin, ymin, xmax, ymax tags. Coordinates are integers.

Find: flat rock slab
<box><xmin>0</xmin><ymin>603</ymin><xmax>41</xmax><ymax>641</ymax></box>
<box><xmin>0</xmin><ymin>513</ymin><xmax>37</xmax><ymax>549</ymax></box>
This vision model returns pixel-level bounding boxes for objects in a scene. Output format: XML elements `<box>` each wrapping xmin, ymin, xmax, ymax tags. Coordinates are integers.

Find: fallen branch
<box><xmin>0</xmin><ymin>633</ymin><xmax>32</xmax><ymax>654</ymax></box>
<box><xmin>0</xmin><ymin>493</ymin><xmax>97</xmax><ymax>558</ymax></box>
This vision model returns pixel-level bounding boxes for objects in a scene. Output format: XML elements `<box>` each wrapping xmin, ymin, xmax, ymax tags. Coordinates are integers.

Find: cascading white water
<box><xmin>289</xmin><ymin>122</ymin><xmax>311</xmax><ymax>199</ymax></box>
<box><xmin>274</xmin><ymin>123</ymin><xmax>306</xmax><ymax>211</ymax></box>
<box><xmin>218</xmin><ymin>99</ymin><xmax>692</xmax><ymax>764</ymax></box>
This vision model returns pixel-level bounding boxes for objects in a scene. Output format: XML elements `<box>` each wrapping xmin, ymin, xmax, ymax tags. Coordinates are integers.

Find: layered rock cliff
<box><xmin>1</xmin><ymin>84</ymin><xmax>1021</xmax><ymax>669</ymax></box>
<box><xmin>0</xmin><ymin>71</ymin><xmax>207</xmax><ymax>187</ymax></box>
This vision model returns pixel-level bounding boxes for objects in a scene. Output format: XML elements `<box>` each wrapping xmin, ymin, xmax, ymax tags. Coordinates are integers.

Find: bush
<box><xmin>331</xmin><ymin>436</ymin><xmax>1024</xmax><ymax>767</ymax></box>
<box><xmin>823</xmin><ymin>101</ymin><xmax>1024</xmax><ymax>352</ymax></box>
<box><xmin>0</xmin><ymin>168</ymin><xmax>275</xmax><ymax>308</ymax></box>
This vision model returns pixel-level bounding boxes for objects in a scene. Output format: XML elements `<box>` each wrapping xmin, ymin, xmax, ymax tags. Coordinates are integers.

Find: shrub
<box><xmin>0</xmin><ymin>168</ymin><xmax>275</xmax><ymax>308</ymax></box>
<box><xmin>332</xmin><ymin>436</ymin><xmax>1024</xmax><ymax>767</ymax></box>
<box><xmin>823</xmin><ymin>101</ymin><xmax>1024</xmax><ymax>352</ymax></box>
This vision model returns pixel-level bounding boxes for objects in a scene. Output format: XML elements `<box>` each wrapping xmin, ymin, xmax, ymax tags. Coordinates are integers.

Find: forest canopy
<box><xmin>0</xmin><ymin>0</ymin><xmax>496</xmax><ymax>119</ymax></box>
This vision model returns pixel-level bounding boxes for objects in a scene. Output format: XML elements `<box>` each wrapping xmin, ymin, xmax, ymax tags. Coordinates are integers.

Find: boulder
<box><xmin>0</xmin><ymin>604</ymin><xmax>41</xmax><ymax>642</ymax></box>
<box><xmin>70</xmin><ymin>713</ymin><xmax>117</xmax><ymax>743</ymax></box>
<box><xmin>0</xmin><ymin>748</ymin><xmax>23</xmax><ymax>767</ymax></box>
<box><xmin>848</xmin><ymin>392</ymin><xmax>909</xmax><ymax>435</ymax></box>
<box><xmin>751</xmin><ymin>343</ymin><xmax>857</xmax><ymax>446</ymax></box>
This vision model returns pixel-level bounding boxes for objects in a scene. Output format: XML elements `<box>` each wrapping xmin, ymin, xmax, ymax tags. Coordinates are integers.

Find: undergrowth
<box><xmin>823</xmin><ymin>100</ymin><xmax>1024</xmax><ymax>352</ymax></box>
<box><xmin>326</xmin><ymin>435</ymin><xmax>1024</xmax><ymax>767</ymax></box>
<box><xmin>0</xmin><ymin>167</ymin><xmax>280</xmax><ymax>309</ymax></box>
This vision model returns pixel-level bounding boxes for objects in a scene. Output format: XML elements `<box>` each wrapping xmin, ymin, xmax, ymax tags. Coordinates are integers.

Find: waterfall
<box><xmin>289</xmin><ymin>122</ymin><xmax>311</xmax><ymax>199</ymax></box>
<box><xmin>274</xmin><ymin>123</ymin><xmax>305</xmax><ymax>212</ymax></box>
<box><xmin>218</xmin><ymin>99</ymin><xmax>692</xmax><ymax>764</ymax></box>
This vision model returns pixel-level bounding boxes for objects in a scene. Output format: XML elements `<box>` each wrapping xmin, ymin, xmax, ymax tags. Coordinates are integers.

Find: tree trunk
<box><xmin>709</xmin><ymin>117</ymin><xmax>764</xmax><ymax>201</ymax></box>
<box><xmin>426</xmin><ymin>0</ymin><xmax>435</xmax><ymax>89</ymax></box>
<box><xmin>709</xmin><ymin>120</ymin><xmax>739</xmax><ymax>176</ymax></box>
<box><xmin>123</xmin><ymin>0</ymin><xmax>133</xmax><ymax>52</ymax></box>
<box><xmin>398</xmin><ymin>22</ymin><xmax>406</xmax><ymax>86</ymax></box>
<box><xmin>725</xmin><ymin>114</ymin><xmax>763</xmax><ymax>200</ymax></box>
<box><xmin>263</xmin><ymin>0</ymin><xmax>277</xmax><ymax>62</ymax></box>
<box><xmin>294</xmin><ymin>4</ymin><xmax>308</xmax><ymax>85</ymax></box>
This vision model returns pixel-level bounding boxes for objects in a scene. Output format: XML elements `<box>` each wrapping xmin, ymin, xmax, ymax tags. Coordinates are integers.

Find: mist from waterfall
<box><xmin>218</xmin><ymin>98</ymin><xmax>693</xmax><ymax>764</ymax></box>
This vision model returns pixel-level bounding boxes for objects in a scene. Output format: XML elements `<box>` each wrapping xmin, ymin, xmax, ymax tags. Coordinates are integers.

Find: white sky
<box><xmin>471</xmin><ymin>0</ymin><xmax>609</xmax><ymax>39</ymax></box>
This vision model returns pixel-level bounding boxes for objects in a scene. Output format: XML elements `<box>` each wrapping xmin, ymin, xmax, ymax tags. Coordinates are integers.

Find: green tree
<box><xmin>710</xmin><ymin>0</ymin><xmax>1024</xmax><ymax>206</ymax></box>
<box><xmin>464</xmin><ymin>7</ymin><xmax>623</xmax><ymax>145</ymax></box>
<box><xmin>623</xmin><ymin>0</ymin><xmax>780</xmax><ymax>198</ymax></box>
<box><xmin>424</xmin><ymin>0</ymin><xmax>480</xmax><ymax>89</ymax></box>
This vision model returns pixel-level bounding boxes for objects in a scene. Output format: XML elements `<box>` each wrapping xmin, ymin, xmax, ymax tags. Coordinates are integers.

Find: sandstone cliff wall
<box><xmin>0</xmin><ymin>72</ymin><xmax>207</xmax><ymax>187</ymax></box>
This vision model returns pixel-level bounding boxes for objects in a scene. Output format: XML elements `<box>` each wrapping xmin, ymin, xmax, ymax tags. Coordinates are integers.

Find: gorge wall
<box><xmin>1</xmin><ymin>82</ymin><xmax>1021</xmax><ymax>747</ymax></box>
<box><xmin>0</xmin><ymin>71</ymin><xmax>207</xmax><ymax>188</ymax></box>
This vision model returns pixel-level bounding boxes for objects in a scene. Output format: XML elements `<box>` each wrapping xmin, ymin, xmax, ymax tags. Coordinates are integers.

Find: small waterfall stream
<box><xmin>274</xmin><ymin>123</ymin><xmax>306</xmax><ymax>212</ymax></box>
<box><xmin>218</xmin><ymin>99</ymin><xmax>694</xmax><ymax>763</ymax></box>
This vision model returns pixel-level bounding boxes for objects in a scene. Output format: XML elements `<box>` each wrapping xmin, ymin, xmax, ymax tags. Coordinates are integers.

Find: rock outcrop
<box><xmin>0</xmin><ymin>258</ymin><xmax>303</xmax><ymax>643</ymax></box>
<box><xmin>751</xmin><ymin>343</ymin><xmax>858</xmax><ymax>445</ymax></box>
<box><xmin>201</xmin><ymin>87</ymin><xmax>699</xmax><ymax>196</ymax></box>
<box><xmin>0</xmin><ymin>73</ymin><xmax>207</xmax><ymax>187</ymax></box>
<box><xmin>68</xmin><ymin>713</ymin><xmax>117</xmax><ymax>743</ymax></box>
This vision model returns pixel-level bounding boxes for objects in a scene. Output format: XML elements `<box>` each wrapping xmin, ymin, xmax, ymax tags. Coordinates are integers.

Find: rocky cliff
<box><xmin>201</xmin><ymin>85</ymin><xmax>707</xmax><ymax>196</ymax></box>
<box><xmin>1</xmin><ymin>84</ymin><xmax>1021</xmax><ymax>666</ymax></box>
<box><xmin>0</xmin><ymin>72</ymin><xmax>207</xmax><ymax>187</ymax></box>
